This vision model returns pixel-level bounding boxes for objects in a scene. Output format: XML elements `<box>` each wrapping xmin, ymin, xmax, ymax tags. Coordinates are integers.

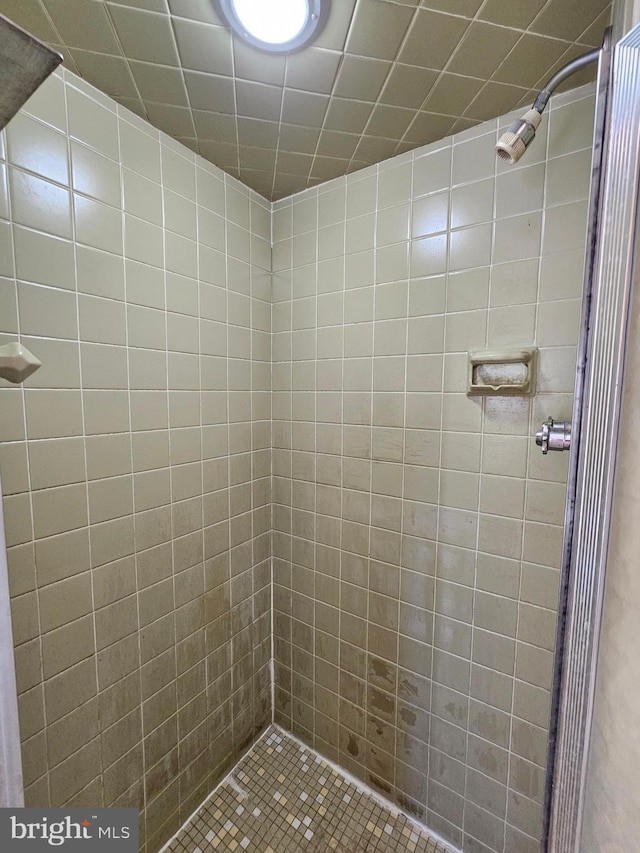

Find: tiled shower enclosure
<box><xmin>165</xmin><ymin>726</ymin><xmax>451</xmax><ymax>852</ymax></box>
<box><xmin>0</xmin><ymin>69</ymin><xmax>273</xmax><ymax>853</ymax></box>
<box><xmin>0</xmin><ymin>64</ymin><xmax>593</xmax><ymax>853</ymax></box>
<box><xmin>270</xmin><ymin>83</ymin><xmax>592</xmax><ymax>853</ymax></box>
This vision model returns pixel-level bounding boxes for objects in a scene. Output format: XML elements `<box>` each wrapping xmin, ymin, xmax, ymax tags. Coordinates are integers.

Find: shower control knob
<box><xmin>536</xmin><ymin>417</ymin><xmax>571</xmax><ymax>454</ymax></box>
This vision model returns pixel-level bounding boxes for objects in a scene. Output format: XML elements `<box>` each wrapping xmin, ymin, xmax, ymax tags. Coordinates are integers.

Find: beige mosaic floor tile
<box><xmin>166</xmin><ymin>725</ymin><xmax>450</xmax><ymax>853</ymax></box>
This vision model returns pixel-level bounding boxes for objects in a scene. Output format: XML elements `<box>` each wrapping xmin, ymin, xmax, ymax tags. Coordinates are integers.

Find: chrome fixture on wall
<box><xmin>536</xmin><ymin>418</ymin><xmax>572</xmax><ymax>454</ymax></box>
<box><xmin>496</xmin><ymin>29</ymin><xmax>611</xmax><ymax>164</ymax></box>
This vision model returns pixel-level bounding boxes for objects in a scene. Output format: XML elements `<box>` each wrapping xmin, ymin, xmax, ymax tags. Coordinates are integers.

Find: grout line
<box><xmin>4</xmin><ymin>79</ymin><xmax>50</xmax><ymax>807</ymax></box>
<box><xmin>278</xmin><ymin>722</ymin><xmax>461</xmax><ymax>853</ymax></box>
<box><xmin>1</xmin><ymin>64</ymin><xmax>596</xmax><ymax>851</ymax></box>
<box><xmin>158</xmin><ymin>721</ymin><xmax>463</xmax><ymax>853</ymax></box>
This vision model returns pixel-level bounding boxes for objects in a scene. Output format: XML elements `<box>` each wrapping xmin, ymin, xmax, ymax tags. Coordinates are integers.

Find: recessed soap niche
<box><xmin>467</xmin><ymin>347</ymin><xmax>537</xmax><ymax>396</ymax></box>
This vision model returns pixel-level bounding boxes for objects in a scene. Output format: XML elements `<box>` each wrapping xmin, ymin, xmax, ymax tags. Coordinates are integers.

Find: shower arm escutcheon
<box><xmin>536</xmin><ymin>417</ymin><xmax>572</xmax><ymax>454</ymax></box>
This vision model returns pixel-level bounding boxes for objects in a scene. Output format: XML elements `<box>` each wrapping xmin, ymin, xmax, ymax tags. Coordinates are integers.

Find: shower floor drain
<box><xmin>163</xmin><ymin>725</ymin><xmax>451</xmax><ymax>852</ymax></box>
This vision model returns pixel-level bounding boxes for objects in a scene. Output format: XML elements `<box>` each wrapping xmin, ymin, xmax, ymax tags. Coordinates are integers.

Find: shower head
<box><xmin>495</xmin><ymin>38</ymin><xmax>604</xmax><ymax>166</ymax></box>
<box><xmin>496</xmin><ymin>109</ymin><xmax>542</xmax><ymax>165</ymax></box>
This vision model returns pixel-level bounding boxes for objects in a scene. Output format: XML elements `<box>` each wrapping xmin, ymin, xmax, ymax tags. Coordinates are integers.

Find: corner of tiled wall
<box><xmin>270</xmin><ymin>82</ymin><xmax>595</xmax><ymax>853</ymax></box>
<box><xmin>0</xmin><ymin>66</ymin><xmax>272</xmax><ymax>853</ymax></box>
<box><xmin>0</xmin><ymin>55</ymin><xmax>596</xmax><ymax>853</ymax></box>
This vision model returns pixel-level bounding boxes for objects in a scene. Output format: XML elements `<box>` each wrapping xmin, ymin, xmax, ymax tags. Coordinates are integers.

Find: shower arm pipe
<box><xmin>533</xmin><ymin>47</ymin><xmax>602</xmax><ymax>114</ymax></box>
<box><xmin>496</xmin><ymin>34</ymin><xmax>608</xmax><ymax>165</ymax></box>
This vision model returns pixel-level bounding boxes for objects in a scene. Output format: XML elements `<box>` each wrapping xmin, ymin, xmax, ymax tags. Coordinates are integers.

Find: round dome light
<box><xmin>218</xmin><ymin>0</ymin><xmax>322</xmax><ymax>52</ymax></box>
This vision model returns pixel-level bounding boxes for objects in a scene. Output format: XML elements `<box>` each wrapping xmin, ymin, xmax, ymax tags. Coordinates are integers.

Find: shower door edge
<box><xmin>0</xmin><ymin>473</ymin><xmax>24</xmax><ymax>808</ymax></box>
<box><xmin>541</xmin><ymin>29</ymin><xmax>612</xmax><ymax>849</ymax></box>
<box><xmin>545</xmin><ymin>22</ymin><xmax>640</xmax><ymax>853</ymax></box>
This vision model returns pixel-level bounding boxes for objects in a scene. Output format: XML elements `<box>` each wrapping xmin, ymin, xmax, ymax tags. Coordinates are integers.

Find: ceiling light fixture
<box><xmin>217</xmin><ymin>0</ymin><xmax>322</xmax><ymax>52</ymax></box>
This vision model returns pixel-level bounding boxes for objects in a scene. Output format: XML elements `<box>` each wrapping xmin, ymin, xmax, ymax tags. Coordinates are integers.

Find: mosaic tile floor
<box><xmin>165</xmin><ymin>726</ymin><xmax>451</xmax><ymax>853</ymax></box>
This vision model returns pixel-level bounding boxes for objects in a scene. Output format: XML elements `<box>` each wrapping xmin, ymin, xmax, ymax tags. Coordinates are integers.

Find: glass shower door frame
<box><xmin>545</xmin><ymin>22</ymin><xmax>640</xmax><ymax>853</ymax></box>
<box><xmin>0</xmin><ymin>473</ymin><xmax>24</xmax><ymax>808</ymax></box>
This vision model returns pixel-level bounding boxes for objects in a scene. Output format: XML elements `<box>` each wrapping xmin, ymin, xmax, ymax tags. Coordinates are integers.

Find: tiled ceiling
<box><xmin>0</xmin><ymin>0</ymin><xmax>610</xmax><ymax>200</ymax></box>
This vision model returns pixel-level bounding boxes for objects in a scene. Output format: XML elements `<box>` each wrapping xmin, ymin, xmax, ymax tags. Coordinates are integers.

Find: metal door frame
<box><xmin>544</xmin><ymin>22</ymin><xmax>640</xmax><ymax>852</ymax></box>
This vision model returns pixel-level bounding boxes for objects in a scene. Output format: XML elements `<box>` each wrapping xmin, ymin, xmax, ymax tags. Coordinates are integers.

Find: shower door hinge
<box><xmin>536</xmin><ymin>418</ymin><xmax>572</xmax><ymax>454</ymax></box>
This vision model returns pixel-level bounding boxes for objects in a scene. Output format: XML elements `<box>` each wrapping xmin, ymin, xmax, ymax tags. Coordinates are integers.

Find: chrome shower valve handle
<box><xmin>536</xmin><ymin>417</ymin><xmax>572</xmax><ymax>454</ymax></box>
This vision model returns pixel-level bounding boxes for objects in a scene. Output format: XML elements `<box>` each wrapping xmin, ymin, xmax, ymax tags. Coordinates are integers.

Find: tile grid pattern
<box><xmin>166</xmin><ymin>725</ymin><xmax>453</xmax><ymax>853</ymax></box>
<box><xmin>0</xmin><ymin>0</ymin><xmax>609</xmax><ymax>199</ymax></box>
<box><xmin>0</xmin><ymin>68</ymin><xmax>272</xmax><ymax>853</ymax></box>
<box><xmin>0</xmin><ymin>61</ymin><xmax>594</xmax><ymax>853</ymax></box>
<box><xmin>270</xmin><ymin>84</ymin><xmax>595</xmax><ymax>852</ymax></box>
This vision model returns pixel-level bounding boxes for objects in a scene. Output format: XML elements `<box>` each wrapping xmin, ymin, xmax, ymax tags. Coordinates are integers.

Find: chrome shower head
<box><xmin>495</xmin><ymin>108</ymin><xmax>542</xmax><ymax>165</ymax></box>
<box><xmin>495</xmin><ymin>39</ymin><xmax>604</xmax><ymax>166</ymax></box>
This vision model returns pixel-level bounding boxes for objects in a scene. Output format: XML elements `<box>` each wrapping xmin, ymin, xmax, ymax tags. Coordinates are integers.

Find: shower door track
<box><xmin>544</xmin><ymin>21</ymin><xmax>640</xmax><ymax>853</ymax></box>
<box><xmin>0</xmin><ymin>473</ymin><xmax>24</xmax><ymax>808</ymax></box>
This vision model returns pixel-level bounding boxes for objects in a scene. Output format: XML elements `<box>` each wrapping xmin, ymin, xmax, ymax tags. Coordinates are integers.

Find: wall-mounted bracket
<box><xmin>0</xmin><ymin>342</ymin><xmax>41</xmax><ymax>384</ymax></box>
<box><xmin>467</xmin><ymin>347</ymin><xmax>537</xmax><ymax>396</ymax></box>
